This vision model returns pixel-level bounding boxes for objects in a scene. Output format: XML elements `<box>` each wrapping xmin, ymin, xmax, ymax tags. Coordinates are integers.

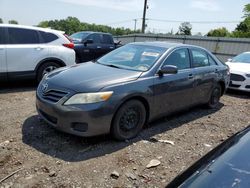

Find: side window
<box><xmin>163</xmin><ymin>48</ymin><xmax>190</xmax><ymax>70</ymax></box>
<box><xmin>191</xmin><ymin>49</ymin><xmax>209</xmax><ymax>67</ymax></box>
<box><xmin>39</xmin><ymin>31</ymin><xmax>58</xmax><ymax>43</ymax></box>
<box><xmin>102</xmin><ymin>34</ymin><xmax>113</xmax><ymax>44</ymax></box>
<box><xmin>0</xmin><ymin>27</ymin><xmax>5</xmax><ymax>44</ymax></box>
<box><xmin>208</xmin><ymin>55</ymin><xmax>218</xmax><ymax>66</ymax></box>
<box><xmin>93</xmin><ymin>34</ymin><xmax>101</xmax><ymax>43</ymax></box>
<box><xmin>85</xmin><ymin>34</ymin><xmax>101</xmax><ymax>44</ymax></box>
<box><xmin>8</xmin><ymin>28</ymin><xmax>39</xmax><ymax>44</ymax></box>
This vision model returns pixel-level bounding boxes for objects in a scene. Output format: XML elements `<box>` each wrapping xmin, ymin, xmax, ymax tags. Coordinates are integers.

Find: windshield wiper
<box><xmin>104</xmin><ymin>64</ymin><xmax>122</xmax><ymax>69</ymax></box>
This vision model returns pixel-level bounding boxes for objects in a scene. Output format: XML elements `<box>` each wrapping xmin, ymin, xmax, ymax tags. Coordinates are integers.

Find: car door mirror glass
<box><xmin>83</xmin><ymin>39</ymin><xmax>94</xmax><ymax>46</ymax></box>
<box><xmin>158</xmin><ymin>65</ymin><xmax>178</xmax><ymax>76</ymax></box>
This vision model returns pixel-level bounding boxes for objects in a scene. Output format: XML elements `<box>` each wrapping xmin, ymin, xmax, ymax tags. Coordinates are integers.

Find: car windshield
<box><xmin>70</xmin><ymin>32</ymin><xmax>90</xmax><ymax>42</ymax></box>
<box><xmin>232</xmin><ymin>53</ymin><xmax>250</xmax><ymax>64</ymax></box>
<box><xmin>97</xmin><ymin>44</ymin><xmax>166</xmax><ymax>71</ymax></box>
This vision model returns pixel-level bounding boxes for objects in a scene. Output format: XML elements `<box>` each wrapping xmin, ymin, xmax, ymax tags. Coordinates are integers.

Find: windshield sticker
<box><xmin>142</xmin><ymin>52</ymin><xmax>160</xmax><ymax>57</ymax></box>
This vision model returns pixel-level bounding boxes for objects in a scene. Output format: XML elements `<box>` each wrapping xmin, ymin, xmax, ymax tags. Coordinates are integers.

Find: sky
<box><xmin>0</xmin><ymin>0</ymin><xmax>249</xmax><ymax>35</ymax></box>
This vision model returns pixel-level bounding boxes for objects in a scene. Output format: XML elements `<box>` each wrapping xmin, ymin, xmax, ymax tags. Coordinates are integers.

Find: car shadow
<box><xmin>226</xmin><ymin>89</ymin><xmax>250</xmax><ymax>99</ymax></box>
<box><xmin>0</xmin><ymin>81</ymin><xmax>37</xmax><ymax>94</ymax></box>
<box><xmin>22</xmin><ymin>103</ymin><xmax>223</xmax><ymax>162</ymax></box>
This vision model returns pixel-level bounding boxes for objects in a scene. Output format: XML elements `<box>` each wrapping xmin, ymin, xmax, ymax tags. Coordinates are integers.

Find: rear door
<box><xmin>100</xmin><ymin>34</ymin><xmax>115</xmax><ymax>56</ymax></box>
<box><xmin>190</xmin><ymin>48</ymin><xmax>216</xmax><ymax>104</ymax></box>
<box><xmin>6</xmin><ymin>27</ymin><xmax>48</xmax><ymax>78</ymax></box>
<box><xmin>153</xmin><ymin>48</ymin><xmax>195</xmax><ymax>116</ymax></box>
<box><xmin>0</xmin><ymin>27</ymin><xmax>7</xmax><ymax>82</ymax></box>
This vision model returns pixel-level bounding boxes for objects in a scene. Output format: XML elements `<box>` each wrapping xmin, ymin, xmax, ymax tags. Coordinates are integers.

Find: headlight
<box><xmin>246</xmin><ymin>74</ymin><xmax>250</xmax><ymax>78</ymax></box>
<box><xmin>64</xmin><ymin>91</ymin><xmax>113</xmax><ymax>105</ymax></box>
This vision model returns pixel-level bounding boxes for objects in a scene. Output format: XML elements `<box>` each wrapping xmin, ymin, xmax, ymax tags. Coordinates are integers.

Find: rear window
<box><xmin>0</xmin><ymin>27</ymin><xmax>5</xmax><ymax>44</ymax></box>
<box><xmin>8</xmin><ymin>27</ymin><xmax>40</xmax><ymax>44</ymax></box>
<box><xmin>39</xmin><ymin>31</ymin><xmax>58</xmax><ymax>43</ymax></box>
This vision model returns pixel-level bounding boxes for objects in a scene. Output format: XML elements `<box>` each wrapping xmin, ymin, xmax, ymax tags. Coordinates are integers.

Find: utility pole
<box><xmin>134</xmin><ymin>19</ymin><xmax>137</xmax><ymax>32</ymax></box>
<box><xmin>141</xmin><ymin>0</ymin><xmax>148</xmax><ymax>33</ymax></box>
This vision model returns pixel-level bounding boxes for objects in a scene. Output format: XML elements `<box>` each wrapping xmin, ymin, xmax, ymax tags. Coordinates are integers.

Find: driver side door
<box><xmin>153</xmin><ymin>48</ymin><xmax>195</xmax><ymax>116</ymax></box>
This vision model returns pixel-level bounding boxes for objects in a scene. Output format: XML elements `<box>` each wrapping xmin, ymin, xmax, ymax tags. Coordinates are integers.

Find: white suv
<box><xmin>0</xmin><ymin>24</ymin><xmax>76</xmax><ymax>82</ymax></box>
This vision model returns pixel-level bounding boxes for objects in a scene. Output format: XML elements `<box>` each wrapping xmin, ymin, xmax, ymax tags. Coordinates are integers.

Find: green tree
<box><xmin>178</xmin><ymin>22</ymin><xmax>192</xmax><ymax>35</ymax></box>
<box><xmin>37</xmin><ymin>16</ymin><xmax>138</xmax><ymax>36</ymax></box>
<box><xmin>8</xmin><ymin>20</ymin><xmax>18</xmax><ymax>24</ymax></box>
<box><xmin>243</xmin><ymin>4</ymin><xmax>250</xmax><ymax>18</ymax></box>
<box><xmin>207</xmin><ymin>27</ymin><xmax>230</xmax><ymax>37</ymax></box>
<box><xmin>231</xmin><ymin>4</ymin><xmax>250</xmax><ymax>38</ymax></box>
<box><xmin>0</xmin><ymin>18</ymin><xmax>3</xmax><ymax>24</ymax></box>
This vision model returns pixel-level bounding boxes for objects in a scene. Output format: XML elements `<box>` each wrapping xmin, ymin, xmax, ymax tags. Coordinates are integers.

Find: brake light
<box><xmin>63</xmin><ymin>43</ymin><xmax>74</xmax><ymax>49</ymax></box>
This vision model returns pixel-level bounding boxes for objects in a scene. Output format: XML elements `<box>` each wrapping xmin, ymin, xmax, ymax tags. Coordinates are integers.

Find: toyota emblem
<box><xmin>41</xmin><ymin>83</ymin><xmax>48</xmax><ymax>94</ymax></box>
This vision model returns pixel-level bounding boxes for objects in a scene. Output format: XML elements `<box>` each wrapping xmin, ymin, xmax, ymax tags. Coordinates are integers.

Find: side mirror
<box><xmin>227</xmin><ymin>58</ymin><xmax>232</xmax><ymax>62</ymax></box>
<box><xmin>158</xmin><ymin>65</ymin><xmax>178</xmax><ymax>76</ymax></box>
<box><xmin>83</xmin><ymin>39</ymin><xmax>94</xmax><ymax>46</ymax></box>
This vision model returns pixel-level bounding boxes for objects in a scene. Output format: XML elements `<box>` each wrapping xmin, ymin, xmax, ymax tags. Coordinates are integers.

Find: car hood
<box><xmin>225</xmin><ymin>62</ymin><xmax>250</xmax><ymax>73</ymax></box>
<box><xmin>45</xmin><ymin>62</ymin><xmax>142</xmax><ymax>92</ymax></box>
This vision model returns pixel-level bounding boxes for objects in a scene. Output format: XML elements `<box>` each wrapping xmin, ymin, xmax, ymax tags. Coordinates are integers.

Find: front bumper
<box><xmin>228</xmin><ymin>72</ymin><xmax>250</xmax><ymax>92</ymax></box>
<box><xmin>36</xmin><ymin>92</ymin><xmax>115</xmax><ymax>137</ymax></box>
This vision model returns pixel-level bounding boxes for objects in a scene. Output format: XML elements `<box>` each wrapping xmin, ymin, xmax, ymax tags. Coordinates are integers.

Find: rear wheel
<box><xmin>207</xmin><ymin>84</ymin><xmax>221</xmax><ymax>109</ymax></box>
<box><xmin>37</xmin><ymin>62</ymin><xmax>60</xmax><ymax>83</ymax></box>
<box><xmin>111</xmin><ymin>100</ymin><xmax>146</xmax><ymax>141</ymax></box>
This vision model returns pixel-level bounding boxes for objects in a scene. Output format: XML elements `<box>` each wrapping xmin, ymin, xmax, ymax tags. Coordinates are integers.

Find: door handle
<box><xmin>97</xmin><ymin>46</ymin><xmax>102</xmax><ymax>49</ymax></box>
<box><xmin>188</xmin><ymin>74</ymin><xmax>194</xmax><ymax>79</ymax></box>
<box><xmin>214</xmin><ymin>68</ymin><xmax>218</xmax><ymax>73</ymax></box>
<box><xmin>110</xmin><ymin>46</ymin><xmax>114</xmax><ymax>49</ymax></box>
<box><xmin>35</xmin><ymin>47</ymin><xmax>44</xmax><ymax>50</ymax></box>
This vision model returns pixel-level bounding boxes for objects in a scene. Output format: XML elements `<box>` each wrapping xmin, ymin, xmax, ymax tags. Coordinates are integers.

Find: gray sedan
<box><xmin>36</xmin><ymin>42</ymin><xmax>230</xmax><ymax>140</ymax></box>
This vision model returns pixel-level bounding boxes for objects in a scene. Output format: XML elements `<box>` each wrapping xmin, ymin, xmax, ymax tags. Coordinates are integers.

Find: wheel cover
<box><xmin>119</xmin><ymin>107</ymin><xmax>140</xmax><ymax>132</ymax></box>
<box><xmin>42</xmin><ymin>66</ymin><xmax>57</xmax><ymax>76</ymax></box>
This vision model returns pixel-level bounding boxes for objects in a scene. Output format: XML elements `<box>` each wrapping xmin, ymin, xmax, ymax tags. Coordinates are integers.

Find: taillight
<box><xmin>63</xmin><ymin>43</ymin><xmax>74</xmax><ymax>49</ymax></box>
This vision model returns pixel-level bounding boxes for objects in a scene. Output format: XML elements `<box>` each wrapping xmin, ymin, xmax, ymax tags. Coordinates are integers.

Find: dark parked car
<box><xmin>36</xmin><ymin>42</ymin><xmax>230</xmax><ymax>140</ymax></box>
<box><xmin>166</xmin><ymin>125</ymin><xmax>250</xmax><ymax>188</ymax></box>
<box><xmin>70</xmin><ymin>31</ymin><xmax>118</xmax><ymax>63</ymax></box>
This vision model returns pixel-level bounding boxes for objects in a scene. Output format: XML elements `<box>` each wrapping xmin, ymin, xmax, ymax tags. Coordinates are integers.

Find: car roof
<box><xmin>0</xmin><ymin>24</ymin><xmax>65</xmax><ymax>34</ymax></box>
<box><xmin>73</xmin><ymin>31</ymin><xmax>112</xmax><ymax>35</ymax></box>
<box><xmin>130</xmin><ymin>41</ymin><xmax>201</xmax><ymax>49</ymax></box>
<box><xmin>131</xmin><ymin>41</ymin><xmax>206</xmax><ymax>50</ymax></box>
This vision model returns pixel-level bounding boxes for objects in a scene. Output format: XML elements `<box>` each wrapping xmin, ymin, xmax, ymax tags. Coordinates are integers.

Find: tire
<box><xmin>207</xmin><ymin>84</ymin><xmax>221</xmax><ymax>109</ymax></box>
<box><xmin>111</xmin><ymin>100</ymin><xmax>146</xmax><ymax>141</ymax></box>
<box><xmin>37</xmin><ymin>62</ymin><xmax>60</xmax><ymax>83</ymax></box>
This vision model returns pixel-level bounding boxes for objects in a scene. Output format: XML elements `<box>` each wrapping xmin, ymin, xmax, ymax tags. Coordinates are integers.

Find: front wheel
<box><xmin>111</xmin><ymin>100</ymin><xmax>146</xmax><ymax>141</ymax></box>
<box><xmin>207</xmin><ymin>84</ymin><xmax>221</xmax><ymax>109</ymax></box>
<box><xmin>37</xmin><ymin>62</ymin><xmax>60</xmax><ymax>83</ymax></box>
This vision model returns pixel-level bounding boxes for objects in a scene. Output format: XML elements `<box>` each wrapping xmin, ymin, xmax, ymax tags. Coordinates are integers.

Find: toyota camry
<box><xmin>36</xmin><ymin>42</ymin><xmax>230</xmax><ymax>140</ymax></box>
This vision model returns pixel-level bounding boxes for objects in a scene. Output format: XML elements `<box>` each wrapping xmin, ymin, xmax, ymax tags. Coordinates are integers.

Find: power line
<box><xmin>147</xmin><ymin>18</ymin><xmax>240</xmax><ymax>24</ymax></box>
<box><xmin>105</xmin><ymin>18</ymin><xmax>240</xmax><ymax>27</ymax></box>
<box><xmin>105</xmin><ymin>19</ymin><xmax>138</xmax><ymax>26</ymax></box>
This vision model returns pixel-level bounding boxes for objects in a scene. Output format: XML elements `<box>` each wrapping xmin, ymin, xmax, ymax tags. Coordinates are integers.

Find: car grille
<box><xmin>42</xmin><ymin>90</ymin><xmax>68</xmax><ymax>103</ymax></box>
<box><xmin>230</xmin><ymin>74</ymin><xmax>245</xmax><ymax>81</ymax></box>
<box><xmin>229</xmin><ymin>82</ymin><xmax>241</xmax><ymax>88</ymax></box>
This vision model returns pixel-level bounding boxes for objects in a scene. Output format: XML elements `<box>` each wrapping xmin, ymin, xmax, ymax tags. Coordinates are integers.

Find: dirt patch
<box><xmin>0</xmin><ymin>85</ymin><xmax>249</xmax><ymax>187</ymax></box>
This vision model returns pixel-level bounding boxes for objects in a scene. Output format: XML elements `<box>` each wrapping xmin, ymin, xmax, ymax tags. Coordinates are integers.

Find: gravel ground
<box><xmin>0</xmin><ymin>83</ymin><xmax>249</xmax><ymax>188</ymax></box>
